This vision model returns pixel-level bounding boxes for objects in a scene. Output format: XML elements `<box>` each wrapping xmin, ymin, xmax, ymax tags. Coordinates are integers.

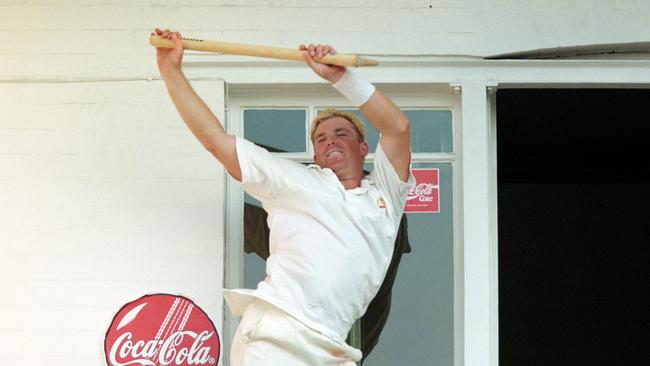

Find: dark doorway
<box><xmin>497</xmin><ymin>89</ymin><xmax>650</xmax><ymax>366</ymax></box>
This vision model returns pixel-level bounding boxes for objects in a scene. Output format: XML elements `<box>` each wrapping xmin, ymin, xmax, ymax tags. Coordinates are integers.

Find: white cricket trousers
<box><xmin>230</xmin><ymin>299</ymin><xmax>362</xmax><ymax>366</ymax></box>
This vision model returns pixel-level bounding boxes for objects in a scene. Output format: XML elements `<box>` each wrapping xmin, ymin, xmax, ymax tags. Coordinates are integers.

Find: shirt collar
<box><xmin>308</xmin><ymin>164</ymin><xmax>375</xmax><ymax>194</ymax></box>
<box><xmin>347</xmin><ymin>176</ymin><xmax>373</xmax><ymax>194</ymax></box>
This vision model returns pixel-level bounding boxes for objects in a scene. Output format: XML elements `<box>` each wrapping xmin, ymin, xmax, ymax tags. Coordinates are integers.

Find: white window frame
<box><xmin>221</xmin><ymin>82</ymin><xmax>463</xmax><ymax>365</ymax></box>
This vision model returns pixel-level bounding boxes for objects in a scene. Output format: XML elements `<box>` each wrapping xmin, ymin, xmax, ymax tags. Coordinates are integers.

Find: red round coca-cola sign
<box><xmin>105</xmin><ymin>294</ymin><xmax>220</xmax><ymax>366</ymax></box>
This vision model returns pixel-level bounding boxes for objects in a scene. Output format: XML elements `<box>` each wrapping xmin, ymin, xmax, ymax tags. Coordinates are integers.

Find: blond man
<box><xmin>153</xmin><ymin>28</ymin><xmax>413</xmax><ymax>365</ymax></box>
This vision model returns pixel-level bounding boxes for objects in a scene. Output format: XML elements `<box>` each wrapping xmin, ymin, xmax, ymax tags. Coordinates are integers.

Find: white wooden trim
<box><xmin>183</xmin><ymin>56</ymin><xmax>650</xmax><ymax>85</ymax></box>
<box><xmin>460</xmin><ymin>81</ymin><xmax>495</xmax><ymax>366</ymax></box>
<box><xmin>487</xmin><ymin>88</ymin><xmax>500</xmax><ymax>366</ymax></box>
<box><xmin>222</xmin><ymin>97</ymin><xmax>245</xmax><ymax>364</ymax></box>
<box><xmin>452</xmin><ymin>85</ymin><xmax>463</xmax><ymax>366</ymax></box>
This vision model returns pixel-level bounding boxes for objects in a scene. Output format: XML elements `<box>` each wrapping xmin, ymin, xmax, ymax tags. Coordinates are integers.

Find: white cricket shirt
<box><xmin>224</xmin><ymin>137</ymin><xmax>414</xmax><ymax>342</ymax></box>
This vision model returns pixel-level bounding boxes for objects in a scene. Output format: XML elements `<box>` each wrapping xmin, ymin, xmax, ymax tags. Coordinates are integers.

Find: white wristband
<box><xmin>331</xmin><ymin>69</ymin><xmax>376</xmax><ymax>107</ymax></box>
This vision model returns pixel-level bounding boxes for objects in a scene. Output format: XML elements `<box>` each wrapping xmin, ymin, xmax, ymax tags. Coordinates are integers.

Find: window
<box><xmin>317</xmin><ymin>109</ymin><xmax>453</xmax><ymax>153</ymax></box>
<box><xmin>225</xmin><ymin>84</ymin><xmax>460</xmax><ymax>365</ymax></box>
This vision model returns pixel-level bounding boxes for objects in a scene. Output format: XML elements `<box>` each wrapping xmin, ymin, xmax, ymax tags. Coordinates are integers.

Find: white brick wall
<box><xmin>0</xmin><ymin>80</ymin><xmax>225</xmax><ymax>365</ymax></box>
<box><xmin>2</xmin><ymin>1</ymin><xmax>650</xmax><ymax>80</ymax></box>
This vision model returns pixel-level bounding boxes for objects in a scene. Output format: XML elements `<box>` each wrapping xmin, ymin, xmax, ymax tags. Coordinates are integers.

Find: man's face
<box><xmin>312</xmin><ymin>117</ymin><xmax>368</xmax><ymax>174</ymax></box>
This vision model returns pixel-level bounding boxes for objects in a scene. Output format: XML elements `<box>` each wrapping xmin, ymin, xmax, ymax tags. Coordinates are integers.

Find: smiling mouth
<box><xmin>326</xmin><ymin>150</ymin><xmax>343</xmax><ymax>158</ymax></box>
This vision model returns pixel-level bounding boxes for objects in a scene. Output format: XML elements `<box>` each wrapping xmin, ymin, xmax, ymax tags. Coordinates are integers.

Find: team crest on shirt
<box><xmin>376</xmin><ymin>196</ymin><xmax>386</xmax><ymax>209</ymax></box>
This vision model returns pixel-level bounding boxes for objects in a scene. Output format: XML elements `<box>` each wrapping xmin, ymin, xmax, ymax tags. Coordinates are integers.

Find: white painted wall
<box><xmin>0</xmin><ymin>80</ymin><xmax>225</xmax><ymax>365</ymax></box>
<box><xmin>1</xmin><ymin>1</ymin><xmax>649</xmax><ymax>365</ymax></box>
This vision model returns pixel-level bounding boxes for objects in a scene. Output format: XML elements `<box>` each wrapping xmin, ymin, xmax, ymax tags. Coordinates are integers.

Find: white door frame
<box><xmin>194</xmin><ymin>54</ymin><xmax>650</xmax><ymax>365</ymax></box>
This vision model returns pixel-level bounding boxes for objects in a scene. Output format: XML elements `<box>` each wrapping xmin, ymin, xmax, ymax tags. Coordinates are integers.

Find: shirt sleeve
<box><xmin>235</xmin><ymin>137</ymin><xmax>307</xmax><ymax>203</ymax></box>
<box><xmin>370</xmin><ymin>141</ymin><xmax>415</xmax><ymax>220</ymax></box>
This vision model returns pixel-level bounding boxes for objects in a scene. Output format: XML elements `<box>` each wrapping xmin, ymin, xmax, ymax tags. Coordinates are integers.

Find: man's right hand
<box><xmin>152</xmin><ymin>28</ymin><xmax>184</xmax><ymax>78</ymax></box>
<box><xmin>151</xmin><ymin>28</ymin><xmax>242</xmax><ymax>181</ymax></box>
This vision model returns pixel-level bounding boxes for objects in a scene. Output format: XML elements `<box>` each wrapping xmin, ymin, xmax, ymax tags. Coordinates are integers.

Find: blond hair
<box><xmin>310</xmin><ymin>109</ymin><xmax>366</xmax><ymax>143</ymax></box>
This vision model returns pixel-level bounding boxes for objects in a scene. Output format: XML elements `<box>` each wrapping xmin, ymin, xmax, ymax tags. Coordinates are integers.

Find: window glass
<box><xmin>364</xmin><ymin>162</ymin><xmax>454</xmax><ymax>366</ymax></box>
<box><xmin>244</xmin><ymin>109</ymin><xmax>307</xmax><ymax>153</ymax></box>
<box><xmin>406</xmin><ymin>110</ymin><xmax>453</xmax><ymax>153</ymax></box>
<box><xmin>243</xmin><ymin>193</ymin><xmax>267</xmax><ymax>289</ymax></box>
<box><xmin>315</xmin><ymin>109</ymin><xmax>453</xmax><ymax>153</ymax></box>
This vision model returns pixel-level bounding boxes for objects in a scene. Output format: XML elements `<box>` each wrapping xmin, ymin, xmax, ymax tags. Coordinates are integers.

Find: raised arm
<box><xmin>153</xmin><ymin>29</ymin><xmax>242</xmax><ymax>181</ymax></box>
<box><xmin>358</xmin><ymin>90</ymin><xmax>411</xmax><ymax>182</ymax></box>
<box><xmin>301</xmin><ymin>44</ymin><xmax>411</xmax><ymax>181</ymax></box>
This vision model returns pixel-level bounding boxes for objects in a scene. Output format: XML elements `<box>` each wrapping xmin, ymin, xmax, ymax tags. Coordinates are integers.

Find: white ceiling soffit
<box><xmin>485</xmin><ymin>42</ymin><xmax>650</xmax><ymax>60</ymax></box>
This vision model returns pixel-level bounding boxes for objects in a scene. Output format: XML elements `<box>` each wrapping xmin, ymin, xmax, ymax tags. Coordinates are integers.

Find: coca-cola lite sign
<box><xmin>405</xmin><ymin>168</ymin><xmax>440</xmax><ymax>213</ymax></box>
<box><xmin>105</xmin><ymin>294</ymin><xmax>220</xmax><ymax>366</ymax></box>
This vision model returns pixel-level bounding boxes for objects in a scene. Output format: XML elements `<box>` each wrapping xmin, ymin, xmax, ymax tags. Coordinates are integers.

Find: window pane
<box><xmin>244</xmin><ymin>109</ymin><xmax>307</xmax><ymax>153</ymax></box>
<box><xmin>315</xmin><ymin>109</ymin><xmax>453</xmax><ymax>153</ymax></box>
<box><xmin>406</xmin><ymin>110</ymin><xmax>453</xmax><ymax>153</ymax></box>
<box><xmin>364</xmin><ymin>162</ymin><xmax>454</xmax><ymax>366</ymax></box>
<box><xmin>243</xmin><ymin>193</ymin><xmax>267</xmax><ymax>289</ymax></box>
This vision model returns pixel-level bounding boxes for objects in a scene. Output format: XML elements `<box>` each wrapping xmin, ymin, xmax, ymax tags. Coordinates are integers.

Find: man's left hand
<box><xmin>299</xmin><ymin>43</ymin><xmax>346</xmax><ymax>83</ymax></box>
